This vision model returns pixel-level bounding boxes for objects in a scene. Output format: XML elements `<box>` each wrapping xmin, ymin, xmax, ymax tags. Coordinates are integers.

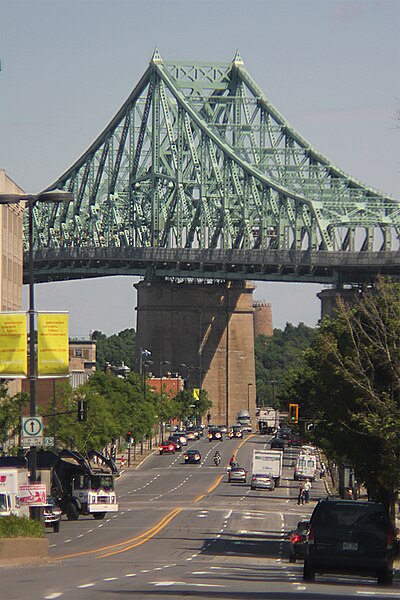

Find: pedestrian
<box><xmin>120</xmin><ymin>455</ymin><xmax>125</xmax><ymax>468</ymax></box>
<box><xmin>303</xmin><ymin>478</ymin><xmax>312</xmax><ymax>503</ymax></box>
<box><xmin>297</xmin><ymin>482</ymin><xmax>304</xmax><ymax>505</ymax></box>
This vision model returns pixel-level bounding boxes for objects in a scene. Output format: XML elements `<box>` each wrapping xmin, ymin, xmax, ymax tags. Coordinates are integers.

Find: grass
<box><xmin>0</xmin><ymin>515</ymin><xmax>45</xmax><ymax>538</ymax></box>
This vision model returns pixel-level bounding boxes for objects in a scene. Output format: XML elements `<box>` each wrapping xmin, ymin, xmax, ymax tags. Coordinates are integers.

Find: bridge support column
<box><xmin>135</xmin><ymin>280</ymin><xmax>256</xmax><ymax>427</ymax></box>
<box><xmin>317</xmin><ymin>286</ymin><xmax>362</xmax><ymax>320</ymax></box>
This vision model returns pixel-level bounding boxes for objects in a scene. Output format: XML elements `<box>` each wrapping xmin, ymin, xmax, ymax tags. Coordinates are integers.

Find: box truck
<box><xmin>0</xmin><ymin>468</ymin><xmax>29</xmax><ymax>518</ymax></box>
<box><xmin>251</xmin><ymin>449</ymin><xmax>283</xmax><ymax>487</ymax></box>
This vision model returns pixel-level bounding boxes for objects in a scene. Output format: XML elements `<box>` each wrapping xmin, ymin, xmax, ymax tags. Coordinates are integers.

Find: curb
<box><xmin>0</xmin><ymin>537</ymin><xmax>49</xmax><ymax>566</ymax></box>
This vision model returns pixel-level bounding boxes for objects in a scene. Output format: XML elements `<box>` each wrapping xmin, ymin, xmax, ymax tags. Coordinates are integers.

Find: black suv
<box><xmin>303</xmin><ymin>498</ymin><xmax>395</xmax><ymax>585</ymax></box>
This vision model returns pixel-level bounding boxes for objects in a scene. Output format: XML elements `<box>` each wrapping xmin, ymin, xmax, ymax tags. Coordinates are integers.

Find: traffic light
<box><xmin>289</xmin><ymin>403</ymin><xmax>299</xmax><ymax>424</ymax></box>
<box><xmin>126</xmin><ymin>431</ymin><xmax>133</xmax><ymax>444</ymax></box>
<box><xmin>77</xmin><ymin>399</ymin><xmax>87</xmax><ymax>422</ymax></box>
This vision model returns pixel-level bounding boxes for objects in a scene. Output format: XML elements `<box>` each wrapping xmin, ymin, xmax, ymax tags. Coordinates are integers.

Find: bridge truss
<box><xmin>29</xmin><ymin>51</ymin><xmax>399</xmax><ymax>284</ymax></box>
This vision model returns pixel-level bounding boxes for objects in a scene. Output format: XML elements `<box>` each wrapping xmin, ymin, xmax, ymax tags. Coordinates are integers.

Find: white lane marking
<box><xmin>64</xmin><ymin>539</ymin><xmax>71</xmax><ymax>543</ymax></box>
<box><xmin>45</xmin><ymin>594</ymin><xmax>63</xmax><ymax>599</ymax></box>
<box><xmin>150</xmin><ymin>582</ymin><xmax>226</xmax><ymax>588</ymax></box>
<box><xmin>87</xmin><ymin>529</ymin><xmax>93</xmax><ymax>533</ymax></box>
<box><xmin>225</xmin><ymin>509</ymin><xmax>232</xmax><ymax>519</ymax></box>
<box><xmin>98</xmin><ymin>524</ymin><xmax>104</xmax><ymax>528</ymax></box>
<box><xmin>125</xmin><ymin>573</ymin><xmax>136</xmax><ymax>577</ymax></box>
<box><xmin>78</xmin><ymin>583</ymin><xmax>95</xmax><ymax>588</ymax></box>
<box><xmin>141</xmin><ymin>569</ymin><xmax>150</xmax><ymax>573</ymax></box>
<box><xmin>103</xmin><ymin>577</ymin><xmax>117</xmax><ymax>581</ymax></box>
<box><xmin>77</xmin><ymin>534</ymin><xmax>83</xmax><ymax>538</ymax></box>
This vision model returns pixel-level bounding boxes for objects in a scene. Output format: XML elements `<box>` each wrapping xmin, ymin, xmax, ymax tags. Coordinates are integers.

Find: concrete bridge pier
<box><xmin>135</xmin><ymin>280</ymin><xmax>256</xmax><ymax>427</ymax></box>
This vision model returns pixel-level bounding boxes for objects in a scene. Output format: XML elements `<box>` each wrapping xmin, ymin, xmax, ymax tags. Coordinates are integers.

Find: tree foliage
<box><xmin>255</xmin><ymin>323</ymin><xmax>315</xmax><ymax>406</ymax></box>
<box><xmin>286</xmin><ymin>279</ymin><xmax>400</xmax><ymax>514</ymax></box>
<box><xmin>92</xmin><ymin>328</ymin><xmax>136</xmax><ymax>370</ymax></box>
<box><xmin>0</xmin><ymin>382</ymin><xmax>28</xmax><ymax>450</ymax></box>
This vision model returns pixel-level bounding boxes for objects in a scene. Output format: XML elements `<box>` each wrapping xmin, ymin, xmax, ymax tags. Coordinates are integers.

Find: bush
<box><xmin>0</xmin><ymin>515</ymin><xmax>45</xmax><ymax>538</ymax></box>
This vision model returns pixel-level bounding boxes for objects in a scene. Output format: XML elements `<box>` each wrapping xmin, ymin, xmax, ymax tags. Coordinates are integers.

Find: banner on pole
<box><xmin>0</xmin><ymin>312</ymin><xmax>27</xmax><ymax>378</ymax></box>
<box><xmin>38</xmin><ymin>312</ymin><xmax>69</xmax><ymax>377</ymax></box>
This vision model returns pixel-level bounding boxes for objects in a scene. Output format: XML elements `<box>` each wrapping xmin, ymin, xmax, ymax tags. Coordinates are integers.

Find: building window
<box><xmin>75</xmin><ymin>348</ymin><xmax>83</xmax><ymax>358</ymax></box>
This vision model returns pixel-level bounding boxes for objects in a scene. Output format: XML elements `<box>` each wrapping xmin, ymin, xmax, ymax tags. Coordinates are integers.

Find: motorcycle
<box><xmin>214</xmin><ymin>454</ymin><xmax>221</xmax><ymax>466</ymax></box>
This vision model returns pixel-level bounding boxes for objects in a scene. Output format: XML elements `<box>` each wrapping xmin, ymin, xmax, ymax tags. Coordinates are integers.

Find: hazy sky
<box><xmin>1</xmin><ymin>0</ymin><xmax>399</xmax><ymax>337</ymax></box>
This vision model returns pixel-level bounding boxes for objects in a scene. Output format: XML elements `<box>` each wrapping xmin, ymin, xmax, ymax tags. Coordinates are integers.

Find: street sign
<box><xmin>22</xmin><ymin>417</ymin><xmax>43</xmax><ymax>438</ymax></box>
<box><xmin>45</xmin><ymin>437</ymin><xmax>54</xmax><ymax>446</ymax></box>
<box><xmin>21</xmin><ymin>436</ymin><xmax>43</xmax><ymax>448</ymax></box>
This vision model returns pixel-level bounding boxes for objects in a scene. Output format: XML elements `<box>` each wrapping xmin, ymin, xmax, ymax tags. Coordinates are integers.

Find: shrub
<box><xmin>0</xmin><ymin>515</ymin><xmax>45</xmax><ymax>538</ymax></box>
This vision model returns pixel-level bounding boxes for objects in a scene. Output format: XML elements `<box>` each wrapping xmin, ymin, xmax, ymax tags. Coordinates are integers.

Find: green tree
<box><xmin>92</xmin><ymin>329</ymin><xmax>136</xmax><ymax>370</ymax></box>
<box><xmin>289</xmin><ymin>279</ymin><xmax>400</xmax><ymax>517</ymax></box>
<box><xmin>0</xmin><ymin>382</ymin><xmax>28</xmax><ymax>451</ymax></box>
<box><xmin>255</xmin><ymin>323</ymin><xmax>315</xmax><ymax>407</ymax></box>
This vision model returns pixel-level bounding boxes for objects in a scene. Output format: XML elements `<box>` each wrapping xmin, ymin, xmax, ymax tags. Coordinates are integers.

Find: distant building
<box><xmin>0</xmin><ymin>169</ymin><xmax>24</xmax><ymax>397</ymax></box>
<box><xmin>253</xmin><ymin>301</ymin><xmax>273</xmax><ymax>337</ymax></box>
<box><xmin>146</xmin><ymin>372</ymin><xmax>184</xmax><ymax>400</ymax></box>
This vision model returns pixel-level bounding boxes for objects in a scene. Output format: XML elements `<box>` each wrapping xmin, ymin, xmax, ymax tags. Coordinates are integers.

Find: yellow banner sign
<box><xmin>0</xmin><ymin>312</ymin><xmax>27</xmax><ymax>378</ymax></box>
<box><xmin>38</xmin><ymin>313</ymin><xmax>69</xmax><ymax>377</ymax></box>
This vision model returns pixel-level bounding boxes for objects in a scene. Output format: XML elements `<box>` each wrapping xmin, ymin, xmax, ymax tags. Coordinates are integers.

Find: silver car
<box><xmin>250</xmin><ymin>473</ymin><xmax>275</xmax><ymax>491</ymax></box>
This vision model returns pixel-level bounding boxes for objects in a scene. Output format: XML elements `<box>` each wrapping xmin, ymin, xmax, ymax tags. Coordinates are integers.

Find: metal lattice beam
<box><xmin>28</xmin><ymin>50</ymin><xmax>399</xmax><ymax>283</ymax></box>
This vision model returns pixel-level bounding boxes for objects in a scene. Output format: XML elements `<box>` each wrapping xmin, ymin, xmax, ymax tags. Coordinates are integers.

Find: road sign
<box><xmin>21</xmin><ymin>437</ymin><xmax>43</xmax><ymax>448</ymax></box>
<box><xmin>45</xmin><ymin>437</ymin><xmax>54</xmax><ymax>446</ymax></box>
<box><xmin>22</xmin><ymin>417</ymin><xmax>43</xmax><ymax>438</ymax></box>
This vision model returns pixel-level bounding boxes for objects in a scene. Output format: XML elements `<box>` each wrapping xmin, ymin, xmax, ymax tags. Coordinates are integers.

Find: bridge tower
<box><xmin>135</xmin><ymin>280</ymin><xmax>256</xmax><ymax>426</ymax></box>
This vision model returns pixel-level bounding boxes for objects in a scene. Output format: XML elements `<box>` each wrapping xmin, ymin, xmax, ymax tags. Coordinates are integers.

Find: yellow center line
<box><xmin>57</xmin><ymin>508</ymin><xmax>181</xmax><ymax>560</ymax></box>
<box><xmin>99</xmin><ymin>508</ymin><xmax>182</xmax><ymax>558</ymax></box>
<box><xmin>58</xmin><ymin>434</ymin><xmax>255</xmax><ymax>560</ymax></box>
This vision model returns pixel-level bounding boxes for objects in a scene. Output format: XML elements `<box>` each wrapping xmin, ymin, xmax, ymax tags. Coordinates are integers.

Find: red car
<box><xmin>159</xmin><ymin>440</ymin><xmax>176</xmax><ymax>455</ymax></box>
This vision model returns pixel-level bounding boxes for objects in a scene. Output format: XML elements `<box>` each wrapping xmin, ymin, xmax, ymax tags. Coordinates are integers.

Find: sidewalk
<box><xmin>116</xmin><ymin>442</ymin><xmax>157</xmax><ymax>472</ymax></box>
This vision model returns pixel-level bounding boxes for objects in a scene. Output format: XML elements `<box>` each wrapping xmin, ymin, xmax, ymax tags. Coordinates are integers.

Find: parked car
<box><xmin>184</xmin><ymin>449</ymin><xmax>201</xmax><ymax>464</ymax></box>
<box><xmin>228</xmin><ymin>425</ymin><xmax>243</xmax><ymax>439</ymax></box>
<box><xmin>44</xmin><ymin>496</ymin><xmax>62</xmax><ymax>533</ymax></box>
<box><xmin>270</xmin><ymin>437</ymin><xmax>285</xmax><ymax>450</ymax></box>
<box><xmin>228</xmin><ymin>466</ymin><xmax>247</xmax><ymax>483</ymax></box>
<box><xmin>250</xmin><ymin>473</ymin><xmax>275</xmax><ymax>491</ymax></box>
<box><xmin>208</xmin><ymin>428</ymin><xmax>223</xmax><ymax>442</ymax></box>
<box><xmin>303</xmin><ymin>499</ymin><xmax>396</xmax><ymax>585</ymax></box>
<box><xmin>159</xmin><ymin>441</ymin><xmax>176</xmax><ymax>455</ymax></box>
<box><xmin>289</xmin><ymin>520</ymin><xmax>309</xmax><ymax>562</ymax></box>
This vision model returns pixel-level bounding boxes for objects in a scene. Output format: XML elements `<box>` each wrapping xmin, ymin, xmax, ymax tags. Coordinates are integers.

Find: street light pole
<box><xmin>0</xmin><ymin>190</ymin><xmax>73</xmax><ymax>519</ymax></box>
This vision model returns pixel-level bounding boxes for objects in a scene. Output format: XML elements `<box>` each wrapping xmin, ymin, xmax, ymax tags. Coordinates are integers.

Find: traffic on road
<box><xmin>1</xmin><ymin>427</ymin><xmax>398</xmax><ymax>600</ymax></box>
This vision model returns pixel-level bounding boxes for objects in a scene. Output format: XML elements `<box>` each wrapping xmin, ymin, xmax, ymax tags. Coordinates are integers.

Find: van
<box><xmin>303</xmin><ymin>498</ymin><xmax>395</xmax><ymax>585</ymax></box>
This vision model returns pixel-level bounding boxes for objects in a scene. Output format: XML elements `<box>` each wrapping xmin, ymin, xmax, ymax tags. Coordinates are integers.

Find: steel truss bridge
<box><xmin>26</xmin><ymin>51</ymin><xmax>400</xmax><ymax>285</ymax></box>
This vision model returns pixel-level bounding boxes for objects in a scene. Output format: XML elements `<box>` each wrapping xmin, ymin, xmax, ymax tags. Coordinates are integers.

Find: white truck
<box><xmin>251</xmin><ymin>449</ymin><xmax>283</xmax><ymax>487</ymax></box>
<box><xmin>256</xmin><ymin>407</ymin><xmax>279</xmax><ymax>434</ymax></box>
<box><xmin>236</xmin><ymin>410</ymin><xmax>252</xmax><ymax>432</ymax></box>
<box><xmin>294</xmin><ymin>453</ymin><xmax>317</xmax><ymax>481</ymax></box>
<box><xmin>0</xmin><ymin>468</ymin><xmax>30</xmax><ymax>518</ymax></box>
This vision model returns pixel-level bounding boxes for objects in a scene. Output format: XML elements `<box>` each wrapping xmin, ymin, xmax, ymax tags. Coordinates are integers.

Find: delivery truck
<box><xmin>294</xmin><ymin>453</ymin><xmax>317</xmax><ymax>481</ymax></box>
<box><xmin>0</xmin><ymin>468</ymin><xmax>29</xmax><ymax>518</ymax></box>
<box><xmin>0</xmin><ymin>448</ymin><xmax>119</xmax><ymax>521</ymax></box>
<box><xmin>251</xmin><ymin>449</ymin><xmax>283</xmax><ymax>487</ymax></box>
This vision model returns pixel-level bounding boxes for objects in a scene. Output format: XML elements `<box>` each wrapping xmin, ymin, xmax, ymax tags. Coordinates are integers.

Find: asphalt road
<box><xmin>1</xmin><ymin>434</ymin><xmax>399</xmax><ymax>600</ymax></box>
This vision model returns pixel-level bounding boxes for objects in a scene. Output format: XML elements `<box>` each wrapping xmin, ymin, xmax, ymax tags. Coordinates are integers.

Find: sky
<box><xmin>0</xmin><ymin>0</ymin><xmax>399</xmax><ymax>337</ymax></box>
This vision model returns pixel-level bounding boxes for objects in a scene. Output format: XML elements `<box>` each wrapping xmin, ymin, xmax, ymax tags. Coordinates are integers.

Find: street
<box><xmin>1</xmin><ymin>434</ymin><xmax>398</xmax><ymax>599</ymax></box>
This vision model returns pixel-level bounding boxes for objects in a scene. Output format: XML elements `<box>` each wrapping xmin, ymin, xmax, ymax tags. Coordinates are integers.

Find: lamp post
<box><xmin>141</xmin><ymin>360</ymin><xmax>153</xmax><ymax>459</ymax></box>
<box><xmin>247</xmin><ymin>383</ymin><xmax>253</xmax><ymax>412</ymax></box>
<box><xmin>159</xmin><ymin>360</ymin><xmax>171</xmax><ymax>442</ymax></box>
<box><xmin>179</xmin><ymin>363</ymin><xmax>192</xmax><ymax>389</ymax></box>
<box><xmin>0</xmin><ymin>190</ymin><xmax>73</xmax><ymax>518</ymax></box>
